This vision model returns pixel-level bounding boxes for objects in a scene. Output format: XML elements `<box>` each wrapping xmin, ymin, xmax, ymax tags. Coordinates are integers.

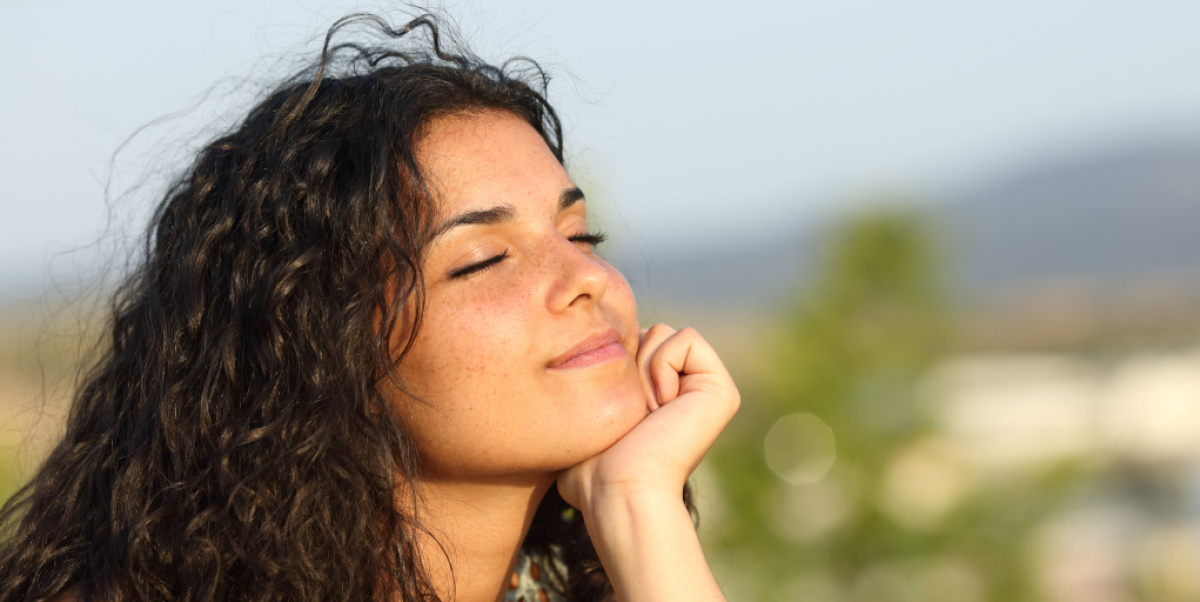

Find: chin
<box><xmin>564</xmin><ymin>379</ymin><xmax>647</xmax><ymax>460</ymax></box>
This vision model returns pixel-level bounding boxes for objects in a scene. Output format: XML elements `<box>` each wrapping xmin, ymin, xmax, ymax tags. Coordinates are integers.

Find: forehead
<box><xmin>416</xmin><ymin>110</ymin><xmax>572</xmax><ymax>218</ymax></box>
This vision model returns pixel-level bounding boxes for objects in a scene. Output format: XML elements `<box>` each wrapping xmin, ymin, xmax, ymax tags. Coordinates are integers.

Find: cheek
<box><xmin>391</xmin><ymin>287</ymin><xmax>533</xmax><ymax>473</ymax></box>
<box><xmin>402</xmin><ymin>279</ymin><xmax>534</xmax><ymax>394</ymax></box>
<box><xmin>610</xmin><ymin>266</ymin><xmax>635</xmax><ymax>308</ymax></box>
<box><xmin>602</xmin><ymin>262</ymin><xmax>639</xmax><ymax>334</ymax></box>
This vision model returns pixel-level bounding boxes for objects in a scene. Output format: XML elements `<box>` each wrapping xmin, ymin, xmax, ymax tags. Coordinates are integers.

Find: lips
<box><xmin>547</xmin><ymin>328</ymin><xmax>625</xmax><ymax>369</ymax></box>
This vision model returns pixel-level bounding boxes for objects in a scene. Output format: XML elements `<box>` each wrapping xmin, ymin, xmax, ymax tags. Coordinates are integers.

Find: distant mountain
<box><xmin>940</xmin><ymin>141</ymin><xmax>1200</xmax><ymax>297</ymax></box>
<box><xmin>622</xmin><ymin>139</ymin><xmax>1200</xmax><ymax>317</ymax></box>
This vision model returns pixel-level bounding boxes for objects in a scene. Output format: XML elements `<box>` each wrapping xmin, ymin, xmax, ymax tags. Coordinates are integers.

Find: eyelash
<box><xmin>569</xmin><ymin>231</ymin><xmax>608</xmax><ymax>247</ymax></box>
<box><xmin>447</xmin><ymin>230</ymin><xmax>608</xmax><ymax>280</ymax></box>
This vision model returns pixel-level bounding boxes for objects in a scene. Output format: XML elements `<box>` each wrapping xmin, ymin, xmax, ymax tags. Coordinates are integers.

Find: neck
<box><xmin>410</xmin><ymin>474</ymin><xmax>555</xmax><ymax>602</ymax></box>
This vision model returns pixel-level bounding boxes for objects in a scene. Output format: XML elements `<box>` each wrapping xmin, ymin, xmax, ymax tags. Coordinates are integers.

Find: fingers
<box><xmin>636</xmin><ymin>323</ymin><xmax>675</xmax><ymax>410</ymax></box>
<box><xmin>636</xmin><ymin>324</ymin><xmax>738</xmax><ymax>413</ymax></box>
<box><xmin>652</xmin><ymin>328</ymin><xmax>731</xmax><ymax>405</ymax></box>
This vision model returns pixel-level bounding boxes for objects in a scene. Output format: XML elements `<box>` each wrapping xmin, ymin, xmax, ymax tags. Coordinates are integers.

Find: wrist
<box><xmin>581</xmin><ymin>480</ymin><xmax>686</xmax><ymax>519</ymax></box>
<box><xmin>582</xmin><ymin>485</ymin><xmax>689</xmax><ymax>547</ymax></box>
<box><xmin>578</xmin><ymin>484</ymin><xmax>723</xmax><ymax>602</ymax></box>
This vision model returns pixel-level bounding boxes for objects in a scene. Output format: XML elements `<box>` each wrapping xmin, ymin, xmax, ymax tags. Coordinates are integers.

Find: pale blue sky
<box><xmin>4</xmin><ymin>0</ymin><xmax>1200</xmax><ymax>295</ymax></box>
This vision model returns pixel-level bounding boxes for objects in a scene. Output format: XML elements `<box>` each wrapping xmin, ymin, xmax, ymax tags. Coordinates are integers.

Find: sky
<box><xmin>4</xmin><ymin>0</ymin><xmax>1200</xmax><ymax>297</ymax></box>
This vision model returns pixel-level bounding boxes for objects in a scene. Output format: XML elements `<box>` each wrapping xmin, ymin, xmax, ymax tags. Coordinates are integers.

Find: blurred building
<box><xmin>927</xmin><ymin>350</ymin><xmax>1200</xmax><ymax>601</ymax></box>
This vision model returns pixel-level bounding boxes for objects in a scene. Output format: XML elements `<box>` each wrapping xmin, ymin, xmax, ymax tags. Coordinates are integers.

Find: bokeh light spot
<box><xmin>763</xmin><ymin>413</ymin><xmax>837</xmax><ymax>485</ymax></box>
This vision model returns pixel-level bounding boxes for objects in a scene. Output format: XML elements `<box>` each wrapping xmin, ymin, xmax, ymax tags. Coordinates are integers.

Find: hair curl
<box><xmin>0</xmin><ymin>13</ymin><xmax>693</xmax><ymax>602</ymax></box>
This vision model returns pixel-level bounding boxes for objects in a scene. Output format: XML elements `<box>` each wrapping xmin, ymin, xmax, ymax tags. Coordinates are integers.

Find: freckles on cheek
<box><xmin>444</xmin><ymin>294</ymin><xmax>529</xmax><ymax>373</ymax></box>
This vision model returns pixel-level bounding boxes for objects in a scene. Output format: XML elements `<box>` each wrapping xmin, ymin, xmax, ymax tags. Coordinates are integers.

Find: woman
<box><xmin>0</xmin><ymin>13</ymin><xmax>738</xmax><ymax>602</ymax></box>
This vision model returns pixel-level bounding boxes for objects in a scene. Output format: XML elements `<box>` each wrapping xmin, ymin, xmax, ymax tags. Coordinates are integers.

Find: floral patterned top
<box><xmin>504</xmin><ymin>549</ymin><xmax>567</xmax><ymax>602</ymax></box>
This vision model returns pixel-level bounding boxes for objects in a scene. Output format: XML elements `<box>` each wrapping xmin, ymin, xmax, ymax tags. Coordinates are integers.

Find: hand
<box><xmin>557</xmin><ymin>324</ymin><xmax>740</xmax><ymax>513</ymax></box>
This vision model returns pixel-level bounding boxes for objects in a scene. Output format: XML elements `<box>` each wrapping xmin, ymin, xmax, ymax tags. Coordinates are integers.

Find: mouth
<box><xmin>547</xmin><ymin>328</ymin><xmax>626</xmax><ymax>370</ymax></box>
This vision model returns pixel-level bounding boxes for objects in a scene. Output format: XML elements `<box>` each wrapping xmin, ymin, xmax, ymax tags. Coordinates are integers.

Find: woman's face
<box><xmin>393</xmin><ymin>110</ymin><xmax>646</xmax><ymax>480</ymax></box>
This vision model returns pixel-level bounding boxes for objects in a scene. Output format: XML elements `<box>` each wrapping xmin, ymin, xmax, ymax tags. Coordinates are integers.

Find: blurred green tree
<box><xmin>704</xmin><ymin>207</ymin><xmax>1074</xmax><ymax>602</ymax></box>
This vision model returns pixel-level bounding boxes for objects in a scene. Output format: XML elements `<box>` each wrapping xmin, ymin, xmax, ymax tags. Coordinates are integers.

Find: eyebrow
<box><xmin>433</xmin><ymin>187</ymin><xmax>586</xmax><ymax>238</ymax></box>
<box><xmin>559</xmin><ymin>187</ymin><xmax>585</xmax><ymax>211</ymax></box>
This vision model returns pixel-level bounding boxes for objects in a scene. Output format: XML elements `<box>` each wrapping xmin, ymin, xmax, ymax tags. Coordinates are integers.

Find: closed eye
<box><xmin>447</xmin><ymin>250</ymin><xmax>509</xmax><ymax>279</ymax></box>
<box><xmin>447</xmin><ymin>231</ymin><xmax>604</xmax><ymax>280</ymax></box>
<box><xmin>569</xmin><ymin>231</ymin><xmax>607</xmax><ymax>248</ymax></box>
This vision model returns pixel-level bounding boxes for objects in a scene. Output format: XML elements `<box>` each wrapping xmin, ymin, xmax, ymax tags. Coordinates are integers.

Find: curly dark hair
<box><xmin>0</xmin><ymin>13</ymin><xmax>693</xmax><ymax>602</ymax></box>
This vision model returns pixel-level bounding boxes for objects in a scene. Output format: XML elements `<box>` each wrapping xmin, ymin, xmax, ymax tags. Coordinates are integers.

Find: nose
<box><xmin>545</xmin><ymin>235</ymin><xmax>609</xmax><ymax>313</ymax></box>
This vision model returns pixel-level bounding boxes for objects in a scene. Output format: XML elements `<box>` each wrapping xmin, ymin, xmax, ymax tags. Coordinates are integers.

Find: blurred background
<box><xmin>4</xmin><ymin>1</ymin><xmax>1200</xmax><ymax>600</ymax></box>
